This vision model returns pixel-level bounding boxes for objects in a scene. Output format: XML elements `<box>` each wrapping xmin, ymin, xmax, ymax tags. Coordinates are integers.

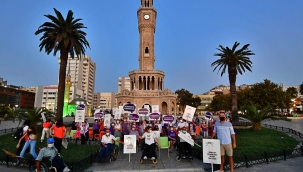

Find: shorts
<box><xmin>220</xmin><ymin>144</ymin><xmax>233</xmax><ymax>156</ymax></box>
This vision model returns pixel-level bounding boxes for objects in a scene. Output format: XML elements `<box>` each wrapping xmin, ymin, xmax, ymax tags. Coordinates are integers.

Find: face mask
<box><xmin>117</xmin><ymin>121</ymin><xmax>120</xmax><ymax>123</ymax></box>
<box><xmin>203</xmin><ymin>122</ymin><xmax>205</xmax><ymax>124</ymax></box>
<box><xmin>170</xmin><ymin>128</ymin><xmax>173</xmax><ymax>131</ymax></box>
<box><xmin>179</xmin><ymin>120</ymin><xmax>183</xmax><ymax>123</ymax></box>
<box><xmin>132</xmin><ymin>128</ymin><xmax>135</xmax><ymax>130</ymax></box>
<box><xmin>48</xmin><ymin>143</ymin><xmax>54</xmax><ymax>148</ymax></box>
<box><xmin>182</xmin><ymin>130</ymin><xmax>186</xmax><ymax>134</ymax></box>
<box><xmin>111</xmin><ymin>124</ymin><xmax>114</xmax><ymax>126</ymax></box>
<box><xmin>106</xmin><ymin>133</ymin><xmax>110</xmax><ymax>136</ymax></box>
<box><xmin>219</xmin><ymin>117</ymin><xmax>225</xmax><ymax>121</ymax></box>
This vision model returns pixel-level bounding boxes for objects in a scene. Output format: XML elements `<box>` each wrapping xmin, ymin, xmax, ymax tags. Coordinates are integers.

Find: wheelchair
<box><xmin>97</xmin><ymin>138</ymin><xmax>120</xmax><ymax>163</ymax></box>
<box><xmin>139</xmin><ymin>142</ymin><xmax>158</xmax><ymax>164</ymax></box>
<box><xmin>29</xmin><ymin>155</ymin><xmax>65</xmax><ymax>172</ymax></box>
<box><xmin>176</xmin><ymin>141</ymin><xmax>194</xmax><ymax>162</ymax></box>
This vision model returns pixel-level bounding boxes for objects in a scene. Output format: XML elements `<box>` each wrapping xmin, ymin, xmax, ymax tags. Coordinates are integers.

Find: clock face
<box><xmin>144</xmin><ymin>14</ymin><xmax>150</xmax><ymax>20</ymax></box>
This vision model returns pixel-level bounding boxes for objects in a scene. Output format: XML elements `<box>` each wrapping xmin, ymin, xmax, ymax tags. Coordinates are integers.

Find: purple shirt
<box><xmin>93</xmin><ymin>123</ymin><xmax>99</xmax><ymax>130</ymax></box>
<box><xmin>168</xmin><ymin>131</ymin><xmax>176</xmax><ymax>140</ymax></box>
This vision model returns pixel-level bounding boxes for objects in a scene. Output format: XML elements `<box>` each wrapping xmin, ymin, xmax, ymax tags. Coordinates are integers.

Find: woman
<box><xmin>50</xmin><ymin>118</ymin><xmax>66</xmax><ymax>153</ymax></box>
<box><xmin>93</xmin><ymin>119</ymin><xmax>100</xmax><ymax>140</ymax></box>
<box><xmin>80</xmin><ymin>121</ymin><xmax>89</xmax><ymax>145</ymax></box>
<box><xmin>137</xmin><ymin>126</ymin><xmax>160</xmax><ymax>160</ymax></box>
<box><xmin>114</xmin><ymin>119</ymin><xmax>122</xmax><ymax>137</ymax></box>
<box><xmin>167</xmin><ymin>126</ymin><xmax>177</xmax><ymax>152</ymax></box>
<box><xmin>16</xmin><ymin>119</ymin><xmax>31</xmax><ymax>155</ymax></box>
<box><xmin>17</xmin><ymin>126</ymin><xmax>37</xmax><ymax>159</ymax></box>
<box><xmin>121</xmin><ymin>118</ymin><xmax>130</xmax><ymax>141</ymax></box>
<box><xmin>41</xmin><ymin>119</ymin><xmax>51</xmax><ymax>142</ymax></box>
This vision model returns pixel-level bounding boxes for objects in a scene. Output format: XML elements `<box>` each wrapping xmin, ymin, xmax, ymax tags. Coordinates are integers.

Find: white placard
<box><xmin>144</xmin><ymin>105</ymin><xmax>150</xmax><ymax>113</ymax></box>
<box><xmin>104</xmin><ymin>114</ymin><xmax>111</xmax><ymax>128</ymax></box>
<box><xmin>182</xmin><ymin>105</ymin><xmax>196</xmax><ymax>122</ymax></box>
<box><xmin>203</xmin><ymin>139</ymin><xmax>221</xmax><ymax>164</ymax></box>
<box><xmin>151</xmin><ymin>105</ymin><xmax>159</xmax><ymax>113</ymax></box>
<box><xmin>75</xmin><ymin>104</ymin><xmax>85</xmax><ymax>123</ymax></box>
<box><xmin>123</xmin><ymin>135</ymin><xmax>137</xmax><ymax>154</ymax></box>
<box><xmin>119</xmin><ymin>106</ymin><xmax>123</xmax><ymax>110</ymax></box>
<box><xmin>152</xmin><ymin>131</ymin><xmax>160</xmax><ymax>139</ymax></box>
<box><xmin>41</xmin><ymin>113</ymin><xmax>46</xmax><ymax>122</ymax></box>
<box><xmin>114</xmin><ymin>109</ymin><xmax>122</xmax><ymax>119</ymax></box>
<box><xmin>178</xmin><ymin>131</ymin><xmax>194</xmax><ymax>146</ymax></box>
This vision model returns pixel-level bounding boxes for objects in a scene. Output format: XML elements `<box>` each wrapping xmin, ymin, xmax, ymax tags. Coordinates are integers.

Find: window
<box><xmin>145</xmin><ymin>47</ymin><xmax>149</xmax><ymax>54</ymax></box>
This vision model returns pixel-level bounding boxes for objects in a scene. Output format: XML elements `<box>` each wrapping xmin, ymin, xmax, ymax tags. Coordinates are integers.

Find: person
<box><xmin>80</xmin><ymin>121</ymin><xmax>89</xmax><ymax>145</ymax></box>
<box><xmin>16</xmin><ymin>119</ymin><xmax>31</xmax><ymax>155</ymax></box>
<box><xmin>74</xmin><ymin>126</ymin><xmax>81</xmax><ymax>139</ymax></box>
<box><xmin>93</xmin><ymin>119</ymin><xmax>100</xmax><ymax>140</ymax></box>
<box><xmin>167</xmin><ymin>126</ymin><xmax>177</xmax><ymax>152</ymax></box>
<box><xmin>201</xmin><ymin>120</ymin><xmax>208</xmax><ymax>138</ymax></box>
<box><xmin>109</xmin><ymin>122</ymin><xmax>115</xmax><ymax>135</ymax></box>
<box><xmin>178</xmin><ymin>126</ymin><xmax>193</xmax><ymax>159</ymax></box>
<box><xmin>137</xmin><ymin>126</ymin><xmax>160</xmax><ymax>160</ymax></box>
<box><xmin>121</xmin><ymin>117</ymin><xmax>130</xmax><ymax>141</ymax></box>
<box><xmin>129</xmin><ymin>125</ymin><xmax>139</xmax><ymax>145</ymax></box>
<box><xmin>17</xmin><ymin>125</ymin><xmax>38</xmax><ymax>159</ymax></box>
<box><xmin>211</xmin><ymin>111</ymin><xmax>236</xmax><ymax>172</ymax></box>
<box><xmin>50</xmin><ymin>118</ymin><xmax>66</xmax><ymax>153</ymax></box>
<box><xmin>99</xmin><ymin>119</ymin><xmax>104</xmax><ymax>132</ymax></box>
<box><xmin>69</xmin><ymin>117</ymin><xmax>78</xmax><ymax>135</ymax></box>
<box><xmin>188</xmin><ymin>121</ymin><xmax>196</xmax><ymax>141</ymax></box>
<box><xmin>97</xmin><ymin>129</ymin><xmax>124</xmax><ymax>162</ymax></box>
<box><xmin>35</xmin><ymin>138</ymin><xmax>70</xmax><ymax>172</ymax></box>
<box><xmin>41</xmin><ymin>119</ymin><xmax>51</xmax><ymax>142</ymax></box>
<box><xmin>114</xmin><ymin>119</ymin><xmax>122</xmax><ymax>137</ymax></box>
<box><xmin>177</xmin><ymin>118</ymin><xmax>188</xmax><ymax>131</ymax></box>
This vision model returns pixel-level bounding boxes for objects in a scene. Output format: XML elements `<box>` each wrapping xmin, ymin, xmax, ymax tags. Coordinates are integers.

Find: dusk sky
<box><xmin>1</xmin><ymin>0</ymin><xmax>302</xmax><ymax>95</ymax></box>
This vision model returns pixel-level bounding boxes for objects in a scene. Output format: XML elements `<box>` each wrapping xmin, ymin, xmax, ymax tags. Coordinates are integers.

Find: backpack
<box><xmin>13</xmin><ymin>126</ymin><xmax>24</xmax><ymax>140</ymax></box>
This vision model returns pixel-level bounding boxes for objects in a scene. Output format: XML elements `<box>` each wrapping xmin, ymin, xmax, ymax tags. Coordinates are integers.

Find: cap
<box><xmin>47</xmin><ymin>138</ymin><xmax>55</xmax><ymax>143</ymax></box>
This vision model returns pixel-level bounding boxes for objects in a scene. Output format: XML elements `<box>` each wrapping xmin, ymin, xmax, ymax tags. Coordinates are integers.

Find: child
<box><xmin>74</xmin><ymin>127</ymin><xmax>81</xmax><ymax>139</ymax></box>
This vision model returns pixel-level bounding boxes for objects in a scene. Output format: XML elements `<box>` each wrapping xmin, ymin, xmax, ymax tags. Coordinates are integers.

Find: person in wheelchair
<box><xmin>35</xmin><ymin>138</ymin><xmax>70</xmax><ymax>172</ymax></box>
<box><xmin>97</xmin><ymin>129</ymin><xmax>124</xmax><ymax>162</ymax></box>
<box><xmin>179</xmin><ymin>127</ymin><xmax>193</xmax><ymax>159</ymax></box>
<box><xmin>137</xmin><ymin>126</ymin><xmax>161</xmax><ymax>160</ymax></box>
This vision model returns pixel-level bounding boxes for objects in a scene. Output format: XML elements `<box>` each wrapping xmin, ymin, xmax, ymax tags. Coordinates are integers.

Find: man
<box><xmin>178</xmin><ymin>126</ymin><xmax>193</xmax><ymax>158</ymax></box>
<box><xmin>211</xmin><ymin>111</ymin><xmax>236</xmax><ymax>172</ymax></box>
<box><xmin>36</xmin><ymin>138</ymin><xmax>69</xmax><ymax>172</ymax></box>
<box><xmin>177</xmin><ymin>117</ymin><xmax>188</xmax><ymax>131</ymax></box>
<box><xmin>97</xmin><ymin>129</ymin><xmax>124</xmax><ymax>162</ymax></box>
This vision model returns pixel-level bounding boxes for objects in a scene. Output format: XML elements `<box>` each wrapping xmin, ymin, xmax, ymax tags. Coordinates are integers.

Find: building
<box><xmin>35</xmin><ymin>85</ymin><xmax>59</xmax><ymax>112</ymax></box>
<box><xmin>0</xmin><ymin>77</ymin><xmax>7</xmax><ymax>86</ymax></box>
<box><xmin>93</xmin><ymin>92</ymin><xmax>116</xmax><ymax>110</ymax></box>
<box><xmin>20</xmin><ymin>87</ymin><xmax>36</xmax><ymax>93</ymax></box>
<box><xmin>0</xmin><ymin>85</ymin><xmax>35</xmax><ymax>108</ymax></box>
<box><xmin>59</xmin><ymin>54</ymin><xmax>96</xmax><ymax>104</ymax></box>
<box><xmin>115</xmin><ymin>0</ymin><xmax>177</xmax><ymax>115</ymax></box>
<box><xmin>118</xmin><ymin>77</ymin><xmax>131</xmax><ymax>94</ymax></box>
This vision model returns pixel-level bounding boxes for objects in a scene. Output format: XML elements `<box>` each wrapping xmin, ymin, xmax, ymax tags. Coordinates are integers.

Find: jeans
<box><xmin>97</xmin><ymin>143</ymin><xmax>113</xmax><ymax>161</ymax></box>
<box><xmin>54</xmin><ymin>137</ymin><xmax>63</xmax><ymax>153</ymax></box>
<box><xmin>19</xmin><ymin>140</ymin><xmax>37</xmax><ymax>159</ymax></box>
<box><xmin>143</xmin><ymin>143</ymin><xmax>156</xmax><ymax>158</ymax></box>
<box><xmin>41</xmin><ymin>128</ymin><xmax>50</xmax><ymax>141</ymax></box>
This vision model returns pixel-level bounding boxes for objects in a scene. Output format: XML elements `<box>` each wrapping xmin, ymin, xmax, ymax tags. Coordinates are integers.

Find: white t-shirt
<box><xmin>23</xmin><ymin>126</ymin><xmax>29</xmax><ymax>134</ymax></box>
<box><xmin>142</xmin><ymin>132</ymin><xmax>156</xmax><ymax>145</ymax></box>
<box><xmin>177</xmin><ymin>122</ymin><xmax>188</xmax><ymax>129</ymax></box>
<box><xmin>101</xmin><ymin>134</ymin><xmax>117</xmax><ymax>144</ymax></box>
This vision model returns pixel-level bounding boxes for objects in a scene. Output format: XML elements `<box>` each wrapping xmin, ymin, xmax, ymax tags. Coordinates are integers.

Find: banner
<box><xmin>114</xmin><ymin>109</ymin><xmax>122</xmax><ymax>119</ymax></box>
<box><xmin>182</xmin><ymin>105</ymin><xmax>196</xmax><ymax>122</ymax></box>
<box><xmin>203</xmin><ymin>139</ymin><xmax>221</xmax><ymax>164</ymax></box>
<box><xmin>75</xmin><ymin>104</ymin><xmax>85</xmax><ymax>122</ymax></box>
<box><xmin>104</xmin><ymin>114</ymin><xmax>111</xmax><ymax>128</ymax></box>
<box><xmin>123</xmin><ymin>135</ymin><xmax>137</xmax><ymax>154</ymax></box>
<box><xmin>162</xmin><ymin>115</ymin><xmax>174</xmax><ymax>123</ymax></box>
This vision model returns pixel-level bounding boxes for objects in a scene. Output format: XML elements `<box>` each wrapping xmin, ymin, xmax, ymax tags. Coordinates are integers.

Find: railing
<box><xmin>193</xmin><ymin>124</ymin><xmax>303</xmax><ymax>172</ymax></box>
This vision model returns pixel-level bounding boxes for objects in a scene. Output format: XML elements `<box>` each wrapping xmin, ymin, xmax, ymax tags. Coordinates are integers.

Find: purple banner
<box><xmin>123</xmin><ymin>103</ymin><xmax>136</xmax><ymax>112</ymax></box>
<box><xmin>138</xmin><ymin>108</ymin><xmax>149</xmax><ymax>115</ymax></box>
<box><xmin>128</xmin><ymin>113</ymin><xmax>139</xmax><ymax>121</ymax></box>
<box><xmin>163</xmin><ymin>115</ymin><xmax>174</xmax><ymax>123</ymax></box>
<box><xmin>150</xmin><ymin>113</ymin><xmax>160</xmax><ymax>119</ymax></box>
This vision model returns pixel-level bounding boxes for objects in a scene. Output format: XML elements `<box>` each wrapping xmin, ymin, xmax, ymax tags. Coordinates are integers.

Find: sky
<box><xmin>0</xmin><ymin>0</ymin><xmax>303</xmax><ymax>95</ymax></box>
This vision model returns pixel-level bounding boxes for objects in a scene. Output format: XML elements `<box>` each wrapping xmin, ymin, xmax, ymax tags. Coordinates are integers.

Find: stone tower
<box><xmin>115</xmin><ymin>0</ymin><xmax>177</xmax><ymax>115</ymax></box>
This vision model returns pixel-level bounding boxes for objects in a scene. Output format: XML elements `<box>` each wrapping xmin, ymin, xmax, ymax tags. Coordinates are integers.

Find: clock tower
<box><xmin>116</xmin><ymin>0</ymin><xmax>177</xmax><ymax>115</ymax></box>
<box><xmin>137</xmin><ymin>0</ymin><xmax>157</xmax><ymax>71</ymax></box>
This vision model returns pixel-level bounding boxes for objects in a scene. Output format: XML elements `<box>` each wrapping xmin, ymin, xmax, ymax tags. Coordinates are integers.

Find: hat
<box><xmin>47</xmin><ymin>138</ymin><xmax>55</xmax><ymax>143</ymax></box>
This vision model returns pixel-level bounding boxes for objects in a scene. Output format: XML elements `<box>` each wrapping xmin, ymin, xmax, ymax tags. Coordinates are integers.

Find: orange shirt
<box><xmin>99</xmin><ymin>122</ymin><xmax>104</xmax><ymax>131</ymax></box>
<box><xmin>51</xmin><ymin>125</ymin><xmax>66</xmax><ymax>139</ymax></box>
<box><xmin>43</xmin><ymin>121</ymin><xmax>51</xmax><ymax>128</ymax></box>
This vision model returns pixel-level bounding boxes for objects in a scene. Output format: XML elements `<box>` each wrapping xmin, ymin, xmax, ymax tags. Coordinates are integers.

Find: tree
<box><xmin>286</xmin><ymin>87</ymin><xmax>298</xmax><ymax>98</ymax></box>
<box><xmin>208</xmin><ymin>94</ymin><xmax>231</xmax><ymax>111</ymax></box>
<box><xmin>239</xmin><ymin>105</ymin><xmax>288</xmax><ymax>130</ymax></box>
<box><xmin>35</xmin><ymin>8</ymin><xmax>90</xmax><ymax>120</ymax></box>
<box><xmin>175</xmin><ymin>89</ymin><xmax>201</xmax><ymax>113</ymax></box>
<box><xmin>17</xmin><ymin>107</ymin><xmax>54</xmax><ymax>127</ymax></box>
<box><xmin>211</xmin><ymin>41</ymin><xmax>254</xmax><ymax>121</ymax></box>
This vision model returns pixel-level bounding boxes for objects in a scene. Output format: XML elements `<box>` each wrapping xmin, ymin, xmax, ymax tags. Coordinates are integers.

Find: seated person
<box><xmin>97</xmin><ymin>129</ymin><xmax>124</xmax><ymax>162</ymax></box>
<box><xmin>137</xmin><ymin>126</ymin><xmax>161</xmax><ymax>160</ymax></box>
<box><xmin>167</xmin><ymin>126</ymin><xmax>177</xmax><ymax>152</ymax></box>
<box><xmin>178</xmin><ymin>127</ymin><xmax>193</xmax><ymax>159</ymax></box>
<box><xmin>36</xmin><ymin>138</ymin><xmax>70</xmax><ymax>172</ymax></box>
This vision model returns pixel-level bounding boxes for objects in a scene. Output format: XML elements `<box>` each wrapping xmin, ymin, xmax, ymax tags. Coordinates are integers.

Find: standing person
<box><xmin>93</xmin><ymin>119</ymin><xmax>100</xmax><ymax>140</ymax></box>
<box><xmin>50</xmin><ymin>118</ymin><xmax>66</xmax><ymax>153</ymax></box>
<box><xmin>15</xmin><ymin>119</ymin><xmax>31</xmax><ymax>155</ymax></box>
<box><xmin>17</xmin><ymin>126</ymin><xmax>38</xmax><ymax>159</ymax></box>
<box><xmin>211</xmin><ymin>111</ymin><xmax>236</xmax><ymax>172</ymax></box>
<box><xmin>114</xmin><ymin>119</ymin><xmax>122</xmax><ymax>137</ymax></box>
<box><xmin>80</xmin><ymin>122</ymin><xmax>89</xmax><ymax>145</ymax></box>
<box><xmin>121</xmin><ymin>117</ymin><xmax>130</xmax><ymax>141</ymax></box>
<box><xmin>41</xmin><ymin>119</ymin><xmax>51</xmax><ymax>142</ymax></box>
<box><xmin>188</xmin><ymin>121</ymin><xmax>196</xmax><ymax>141</ymax></box>
<box><xmin>137</xmin><ymin>126</ymin><xmax>160</xmax><ymax>160</ymax></box>
<box><xmin>201</xmin><ymin>120</ymin><xmax>208</xmax><ymax>138</ymax></box>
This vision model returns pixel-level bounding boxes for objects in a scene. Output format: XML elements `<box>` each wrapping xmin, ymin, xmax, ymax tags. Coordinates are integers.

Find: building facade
<box><xmin>0</xmin><ymin>85</ymin><xmax>35</xmax><ymax>108</ymax></box>
<box><xmin>116</xmin><ymin>0</ymin><xmax>177</xmax><ymax>115</ymax></box>
<box><xmin>35</xmin><ymin>85</ymin><xmax>59</xmax><ymax>112</ymax></box>
<box><xmin>118</xmin><ymin>77</ymin><xmax>131</xmax><ymax>94</ymax></box>
<box><xmin>93</xmin><ymin>92</ymin><xmax>116</xmax><ymax>110</ymax></box>
<box><xmin>59</xmin><ymin>54</ymin><xmax>96</xmax><ymax>104</ymax></box>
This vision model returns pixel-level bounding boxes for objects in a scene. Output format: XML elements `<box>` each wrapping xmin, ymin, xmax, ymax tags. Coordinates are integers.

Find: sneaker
<box><xmin>63</xmin><ymin>167</ymin><xmax>70</xmax><ymax>172</ymax></box>
<box><xmin>151</xmin><ymin>157</ymin><xmax>155</xmax><ymax>160</ymax></box>
<box><xmin>143</xmin><ymin>156</ymin><xmax>147</xmax><ymax>159</ymax></box>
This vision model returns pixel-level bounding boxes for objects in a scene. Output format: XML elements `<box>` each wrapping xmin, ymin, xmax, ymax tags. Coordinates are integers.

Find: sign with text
<box><xmin>182</xmin><ymin>105</ymin><xmax>196</xmax><ymax>122</ymax></box>
<box><xmin>114</xmin><ymin>109</ymin><xmax>122</xmax><ymax>119</ymax></box>
<box><xmin>149</xmin><ymin>112</ymin><xmax>160</xmax><ymax>121</ymax></box>
<box><xmin>128</xmin><ymin>113</ymin><xmax>139</xmax><ymax>122</ymax></box>
<box><xmin>206</xmin><ymin>112</ymin><xmax>212</xmax><ymax>119</ymax></box>
<box><xmin>123</xmin><ymin>103</ymin><xmax>136</xmax><ymax>113</ymax></box>
<box><xmin>203</xmin><ymin>139</ymin><xmax>221</xmax><ymax>164</ymax></box>
<box><xmin>75</xmin><ymin>104</ymin><xmax>85</xmax><ymax>122</ymax></box>
<box><xmin>151</xmin><ymin>105</ymin><xmax>159</xmax><ymax>113</ymax></box>
<box><xmin>123</xmin><ymin>135</ymin><xmax>137</xmax><ymax>154</ymax></box>
<box><xmin>104</xmin><ymin>114</ymin><xmax>111</xmax><ymax>128</ymax></box>
<box><xmin>138</xmin><ymin>108</ymin><xmax>149</xmax><ymax>116</ymax></box>
<box><xmin>162</xmin><ymin>115</ymin><xmax>174</xmax><ymax>123</ymax></box>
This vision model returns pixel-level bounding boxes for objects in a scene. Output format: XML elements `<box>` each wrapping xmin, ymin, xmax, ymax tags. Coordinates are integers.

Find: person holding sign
<box><xmin>211</xmin><ymin>111</ymin><xmax>236</xmax><ymax>172</ymax></box>
<box><xmin>97</xmin><ymin>129</ymin><xmax>124</xmax><ymax>162</ymax></box>
<box><xmin>178</xmin><ymin>126</ymin><xmax>193</xmax><ymax>159</ymax></box>
<box><xmin>137</xmin><ymin>126</ymin><xmax>160</xmax><ymax>160</ymax></box>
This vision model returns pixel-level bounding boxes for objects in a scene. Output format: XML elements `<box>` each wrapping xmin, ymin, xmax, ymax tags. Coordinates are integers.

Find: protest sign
<box><xmin>104</xmin><ymin>114</ymin><xmax>111</xmax><ymax>128</ymax></box>
<box><xmin>203</xmin><ymin>139</ymin><xmax>221</xmax><ymax>164</ymax></box>
<box><xmin>182</xmin><ymin>105</ymin><xmax>196</xmax><ymax>122</ymax></box>
<box><xmin>162</xmin><ymin>115</ymin><xmax>174</xmax><ymax>123</ymax></box>
<box><xmin>75</xmin><ymin>104</ymin><xmax>85</xmax><ymax>122</ymax></box>
<box><xmin>149</xmin><ymin>112</ymin><xmax>160</xmax><ymax>121</ymax></box>
<box><xmin>128</xmin><ymin>113</ymin><xmax>139</xmax><ymax>122</ymax></box>
<box><xmin>114</xmin><ymin>109</ymin><xmax>122</xmax><ymax>119</ymax></box>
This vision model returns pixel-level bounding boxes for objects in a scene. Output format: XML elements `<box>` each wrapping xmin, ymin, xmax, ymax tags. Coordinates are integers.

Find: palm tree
<box><xmin>211</xmin><ymin>41</ymin><xmax>254</xmax><ymax>122</ymax></box>
<box><xmin>35</xmin><ymin>8</ymin><xmax>90</xmax><ymax>119</ymax></box>
<box><xmin>239</xmin><ymin>105</ymin><xmax>288</xmax><ymax>130</ymax></box>
<box><xmin>17</xmin><ymin>107</ymin><xmax>54</xmax><ymax>127</ymax></box>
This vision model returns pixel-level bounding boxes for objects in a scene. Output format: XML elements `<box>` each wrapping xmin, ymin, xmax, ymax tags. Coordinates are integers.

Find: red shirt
<box><xmin>43</xmin><ymin>121</ymin><xmax>51</xmax><ymax>128</ymax></box>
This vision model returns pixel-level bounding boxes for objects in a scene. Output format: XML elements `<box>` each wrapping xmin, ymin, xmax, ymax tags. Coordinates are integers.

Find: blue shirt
<box><xmin>213</xmin><ymin>121</ymin><xmax>235</xmax><ymax>145</ymax></box>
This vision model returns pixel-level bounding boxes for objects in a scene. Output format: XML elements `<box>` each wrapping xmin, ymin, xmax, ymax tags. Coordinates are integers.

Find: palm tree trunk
<box><xmin>56</xmin><ymin>49</ymin><xmax>68</xmax><ymax>120</ymax></box>
<box><xmin>229</xmin><ymin>66</ymin><xmax>238</xmax><ymax>122</ymax></box>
